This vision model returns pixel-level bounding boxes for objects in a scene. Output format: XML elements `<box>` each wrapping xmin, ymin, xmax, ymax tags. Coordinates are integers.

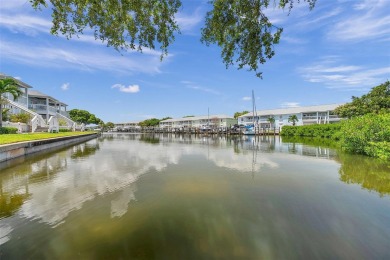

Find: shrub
<box><xmin>339</xmin><ymin>113</ymin><xmax>390</xmax><ymax>160</ymax></box>
<box><xmin>59</xmin><ymin>128</ymin><xmax>72</xmax><ymax>132</ymax></box>
<box><xmin>9</xmin><ymin>113</ymin><xmax>31</xmax><ymax>124</ymax></box>
<box><xmin>281</xmin><ymin>123</ymin><xmax>341</xmax><ymax>139</ymax></box>
<box><xmin>0</xmin><ymin>127</ymin><xmax>18</xmax><ymax>134</ymax></box>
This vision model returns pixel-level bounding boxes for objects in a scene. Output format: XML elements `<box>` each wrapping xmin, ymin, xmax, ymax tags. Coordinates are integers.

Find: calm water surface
<box><xmin>0</xmin><ymin>134</ymin><xmax>389</xmax><ymax>259</ymax></box>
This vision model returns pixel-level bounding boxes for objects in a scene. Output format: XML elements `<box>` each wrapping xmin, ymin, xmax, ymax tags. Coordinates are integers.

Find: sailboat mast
<box><xmin>252</xmin><ymin>90</ymin><xmax>255</xmax><ymax>125</ymax></box>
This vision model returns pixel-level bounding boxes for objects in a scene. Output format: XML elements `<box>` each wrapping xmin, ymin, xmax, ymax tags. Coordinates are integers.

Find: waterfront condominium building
<box><xmin>238</xmin><ymin>104</ymin><xmax>344</xmax><ymax>129</ymax></box>
<box><xmin>159</xmin><ymin>115</ymin><xmax>238</xmax><ymax>130</ymax></box>
<box><xmin>114</xmin><ymin>121</ymin><xmax>142</xmax><ymax>131</ymax></box>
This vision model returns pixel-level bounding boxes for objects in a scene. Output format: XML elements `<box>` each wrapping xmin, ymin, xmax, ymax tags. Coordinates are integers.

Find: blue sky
<box><xmin>1</xmin><ymin>0</ymin><xmax>389</xmax><ymax>123</ymax></box>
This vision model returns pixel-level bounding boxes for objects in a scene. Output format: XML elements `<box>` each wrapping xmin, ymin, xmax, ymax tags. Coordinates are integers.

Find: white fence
<box><xmin>1</xmin><ymin>121</ymin><xmax>29</xmax><ymax>133</ymax></box>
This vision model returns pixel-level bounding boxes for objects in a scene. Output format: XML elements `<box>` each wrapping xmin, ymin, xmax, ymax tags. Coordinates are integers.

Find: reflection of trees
<box><xmin>139</xmin><ymin>134</ymin><xmax>160</xmax><ymax>144</ymax></box>
<box><xmin>281</xmin><ymin>136</ymin><xmax>339</xmax><ymax>149</ymax></box>
<box><xmin>336</xmin><ymin>153</ymin><xmax>390</xmax><ymax>197</ymax></box>
<box><xmin>70</xmin><ymin>142</ymin><xmax>100</xmax><ymax>159</ymax></box>
<box><xmin>0</xmin><ymin>193</ymin><xmax>30</xmax><ymax>218</ymax></box>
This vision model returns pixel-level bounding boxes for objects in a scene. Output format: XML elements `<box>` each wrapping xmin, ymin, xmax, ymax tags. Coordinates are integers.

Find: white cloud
<box><xmin>281</xmin><ymin>102</ymin><xmax>300</xmax><ymax>108</ymax></box>
<box><xmin>242</xmin><ymin>96</ymin><xmax>252</xmax><ymax>101</ymax></box>
<box><xmin>0</xmin><ymin>14</ymin><xmax>52</xmax><ymax>36</ymax></box>
<box><xmin>1</xmin><ymin>39</ymin><xmax>164</xmax><ymax>74</ymax></box>
<box><xmin>61</xmin><ymin>83</ymin><xmax>70</xmax><ymax>91</ymax></box>
<box><xmin>112</xmin><ymin>84</ymin><xmax>140</xmax><ymax>93</ymax></box>
<box><xmin>181</xmin><ymin>81</ymin><xmax>220</xmax><ymax>95</ymax></box>
<box><xmin>299</xmin><ymin>59</ymin><xmax>390</xmax><ymax>89</ymax></box>
<box><xmin>175</xmin><ymin>7</ymin><xmax>203</xmax><ymax>33</ymax></box>
<box><xmin>328</xmin><ymin>0</ymin><xmax>390</xmax><ymax>42</ymax></box>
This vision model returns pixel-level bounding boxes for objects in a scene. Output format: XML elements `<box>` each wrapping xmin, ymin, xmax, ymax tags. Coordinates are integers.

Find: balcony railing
<box><xmin>302</xmin><ymin>116</ymin><xmax>318</xmax><ymax>120</ymax></box>
<box><xmin>29</xmin><ymin>104</ymin><xmax>68</xmax><ymax>116</ymax></box>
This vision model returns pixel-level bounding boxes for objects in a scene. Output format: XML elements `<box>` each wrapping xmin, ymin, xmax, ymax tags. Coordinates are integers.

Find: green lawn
<box><xmin>0</xmin><ymin>132</ymin><xmax>97</xmax><ymax>145</ymax></box>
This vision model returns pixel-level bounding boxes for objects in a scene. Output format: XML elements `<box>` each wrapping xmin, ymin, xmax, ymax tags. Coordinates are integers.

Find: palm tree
<box><xmin>0</xmin><ymin>78</ymin><xmax>22</xmax><ymax>127</ymax></box>
<box><xmin>267</xmin><ymin>116</ymin><xmax>275</xmax><ymax>128</ymax></box>
<box><xmin>288</xmin><ymin>115</ymin><xmax>298</xmax><ymax>126</ymax></box>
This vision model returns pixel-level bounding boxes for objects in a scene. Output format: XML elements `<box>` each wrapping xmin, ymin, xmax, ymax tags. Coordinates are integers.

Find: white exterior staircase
<box><xmin>4</xmin><ymin>98</ymin><xmax>79</xmax><ymax>133</ymax></box>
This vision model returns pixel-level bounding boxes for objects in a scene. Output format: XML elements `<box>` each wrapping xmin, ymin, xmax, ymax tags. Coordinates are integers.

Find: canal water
<box><xmin>0</xmin><ymin>133</ymin><xmax>389</xmax><ymax>259</ymax></box>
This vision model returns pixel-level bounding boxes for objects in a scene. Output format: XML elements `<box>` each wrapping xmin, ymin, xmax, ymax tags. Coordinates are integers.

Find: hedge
<box><xmin>0</xmin><ymin>127</ymin><xmax>18</xmax><ymax>134</ymax></box>
<box><xmin>280</xmin><ymin>123</ymin><xmax>341</xmax><ymax>139</ymax></box>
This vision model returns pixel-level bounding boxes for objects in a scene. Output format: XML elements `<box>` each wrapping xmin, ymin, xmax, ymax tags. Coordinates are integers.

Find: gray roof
<box><xmin>0</xmin><ymin>73</ymin><xmax>33</xmax><ymax>89</ymax></box>
<box><xmin>161</xmin><ymin>114</ymin><xmax>235</xmax><ymax>123</ymax></box>
<box><xmin>239</xmin><ymin>104</ymin><xmax>344</xmax><ymax>117</ymax></box>
<box><xmin>29</xmin><ymin>90</ymin><xmax>68</xmax><ymax>106</ymax></box>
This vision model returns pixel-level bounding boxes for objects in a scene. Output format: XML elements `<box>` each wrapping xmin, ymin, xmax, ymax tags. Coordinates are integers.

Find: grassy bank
<box><xmin>281</xmin><ymin>113</ymin><xmax>390</xmax><ymax>160</ymax></box>
<box><xmin>0</xmin><ymin>132</ymin><xmax>97</xmax><ymax>145</ymax></box>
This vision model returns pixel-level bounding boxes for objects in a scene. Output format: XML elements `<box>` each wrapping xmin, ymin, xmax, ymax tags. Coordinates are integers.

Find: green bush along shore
<box><xmin>281</xmin><ymin>113</ymin><xmax>390</xmax><ymax>160</ymax></box>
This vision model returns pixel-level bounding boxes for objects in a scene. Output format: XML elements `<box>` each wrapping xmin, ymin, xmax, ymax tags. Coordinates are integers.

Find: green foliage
<box><xmin>183</xmin><ymin>115</ymin><xmax>195</xmax><ymax>118</ymax></box>
<box><xmin>267</xmin><ymin>116</ymin><xmax>275</xmax><ymax>126</ymax></box>
<box><xmin>0</xmin><ymin>77</ymin><xmax>23</xmax><ymax>127</ymax></box>
<box><xmin>288</xmin><ymin>115</ymin><xmax>298</xmax><ymax>126</ymax></box>
<box><xmin>0</xmin><ymin>127</ymin><xmax>18</xmax><ymax>134</ymax></box>
<box><xmin>30</xmin><ymin>0</ymin><xmax>181</xmax><ymax>59</ymax></box>
<box><xmin>9</xmin><ymin>113</ymin><xmax>31</xmax><ymax>124</ymax></box>
<box><xmin>335</xmin><ymin>81</ymin><xmax>390</xmax><ymax>118</ymax></box>
<box><xmin>234</xmin><ymin>111</ymin><xmax>249</xmax><ymax>119</ymax></box>
<box><xmin>58</xmin><ymin>118</ymin><xmax>68</xmax><ymax>126</ymax></box>
<box><xmin>29</xmin><ymin>0</ymin><xmax>315</xmax><ymax>77</ymax></box>
<box><xmin>201</xmin><ymin>0</ymin><xmax>315</xmax><ymax>77</ymax></box>
<box><xmin>2</xmin><ymin>108</ymin><xmax>10</xmax><ymax>121</ymax></box>
<box><xmin>339</xmin><ymin>113</ymin><xmax>390</xmax><ymax>160</ymax></box>
<box><xmin>281</xmin><ymin>124</ymin><xmax>342</xmax><ymax>139</ymax></box>
<box><xmin>161</xmin><ymin>117</ymin><xmax>172</xmax><ymax>121</ymax></box>
<box><xmin>139</xmin><ymin>118</ymin><xmax>161</xmax><ymax>127</ymax></box>
<box><xmin>59</xmin><ymin>128</ymin><xmax>72</xmax><ymax>132</ymax></box>
<box><xmin>69</xmin><ymin>109</ymin><xmax>101</xmax><ymax>124</ymax></box>
<box><xmin>105</xmin><ymin>122</ymin><xmax>115</xmax><ymax>129</ymax></box>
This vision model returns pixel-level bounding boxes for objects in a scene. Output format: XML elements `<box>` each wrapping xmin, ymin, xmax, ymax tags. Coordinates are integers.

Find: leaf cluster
<box><xmin>29</xmin><ymin>0</ymin><xmax>316</xmax><ymax>77</ymax></box>
<box><xmin>339</xmin><ymin>113</ymin><xmax>390</xmax><ymax>160</ymax></box>
<box><xmin>69</xmin><ymin>109</ymin><xmax>102</xmax><ymax>124</ymax></box>
<box><xmin>234</xmin><ymin>110</ymin><xmax>249</xmax><ymax>118</ymax></box>
<box><xmin>201</xmin><ymin>0</ymin><xmax>315</xmax><ymax>77</ymax></box>
<box><xmin>335</xmin><ymin>81</ymin><xmax>390</xmax><ymax>118</ymax></box>
<box><xmin>30</xmin><ymin>0</ymin><xmax>181</xmax><ymax>58</ymax></box>
<box><xmin>139</xmin><ymin>118</ymin><xmax>161</xmax><ymax>127</ymax></box>
<box><xmin>280</xmin><ymin>123</ymin><xmax>342</xmax><ymax>138</ymax></box>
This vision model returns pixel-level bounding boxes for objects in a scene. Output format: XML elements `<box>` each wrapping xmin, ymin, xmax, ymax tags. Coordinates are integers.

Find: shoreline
<box><xmin>0</xmin><ymin>133</ymin><xmax>99</xmax><ymax>163</ymax></box>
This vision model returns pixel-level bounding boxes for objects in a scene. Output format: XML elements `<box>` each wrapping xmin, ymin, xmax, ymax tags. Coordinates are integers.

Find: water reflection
<box><xmin>336</xmin><ymin>153</ymin><xmax>390</xmax><ymax>197</ymax></box>
<box><xmin>0</xmin><ymin>134</ymin><xmax>389</xmax><ymax>258</ymax></box>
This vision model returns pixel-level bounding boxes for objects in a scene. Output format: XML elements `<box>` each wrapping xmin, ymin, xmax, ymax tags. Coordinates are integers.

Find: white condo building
<box><xmin>159</xmin><ymin>115</ymin><xmax>237</xmax><ymax>129</ymax></box>
<box><xmin>238</xmin><ymin>104</ymin><xmax>344</xmax><ymax>128</ymax></box>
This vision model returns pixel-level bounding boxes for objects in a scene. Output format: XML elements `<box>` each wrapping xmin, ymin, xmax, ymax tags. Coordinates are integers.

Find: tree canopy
<box><xmin>335</xmin><ymin>81</ymin><xmax>390</xmax><ymax>118</ymax></box>
<box><xmin>69</xmin><ymin>109</ymin><xmax>102</xmax><ymax>124</ymax></box>
<box><xmin>29</xmin><ymin>0</ymin><xmax>316</xmax><ymax>77</ymax></box>
<box><xmin>288</xmin><ymin>115</ymin><xmax>298</xmax><ymax>126</ymax></box>
<box><xmin>139</xmin><ymin>118</ymin><xmax>161</xmax><ymax>127</ymax></box>
<box><xmin>234</xmin><ymin>111</ymin><xmax>249</xmax><ymax>118</ymax></box>
<box><xmin>0</xmin><ymin>78</ymin><xmax>23</xmax><ymax>127</ymax></box>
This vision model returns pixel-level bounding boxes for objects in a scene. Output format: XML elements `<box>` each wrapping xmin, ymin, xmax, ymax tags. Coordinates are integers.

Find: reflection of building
<box><xmin>238</xmin><ymin>104</ymin><xmax>344</xmax><ymax>128</ymax></box>
<box><xmin>159</xmin><ymin>115</ymin><xmax>237</xmax><ymax>129</ymax></box>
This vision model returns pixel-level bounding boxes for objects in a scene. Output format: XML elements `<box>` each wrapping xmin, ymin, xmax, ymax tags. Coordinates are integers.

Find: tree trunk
<box><xmin>0</xmin><ymin>104</ymin><xmax>3</xmax><ymax>128</ymax></box>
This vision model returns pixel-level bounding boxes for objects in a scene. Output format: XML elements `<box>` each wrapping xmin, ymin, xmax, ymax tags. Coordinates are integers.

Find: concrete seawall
<box><xmin>0</xmin><ymin>133</ymin><xmax>99</xmax><ymax>163</ymax></box>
